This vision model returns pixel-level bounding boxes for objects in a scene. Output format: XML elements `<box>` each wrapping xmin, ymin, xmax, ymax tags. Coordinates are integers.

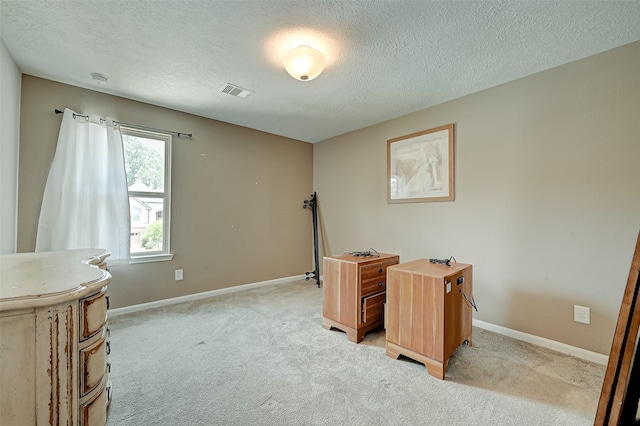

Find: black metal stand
<box><xmin>303</xmin><ymin>192</ymin><xmax>320</xmax><ymax>287</ymax></box>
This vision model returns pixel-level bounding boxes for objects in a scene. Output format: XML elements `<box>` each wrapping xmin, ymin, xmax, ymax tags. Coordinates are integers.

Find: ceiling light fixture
<box><xmin>282</xmin><ymin>45</ymin><xmax>326</xmax><ymax>81</ymax></box>
<box><xmin>91</xmin><ymin>72</ymin><xmax>108</xmax><ymax>84</ymax></box>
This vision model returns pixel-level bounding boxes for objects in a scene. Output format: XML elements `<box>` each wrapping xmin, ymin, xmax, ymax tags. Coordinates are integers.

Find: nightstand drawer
<box><xmin>362</xmin><ymin>292</ymin><xmax>385</xmax><ymax>324</ymax></box>
<box><xmin>361</xmin><ymin>259</ymin><xmax>398</xmax><ymax>297</ymax></box>
<box><xmin>361</xmin><ymin>262</ymin><xmax>386</xmax><ymax>280</ymax></box>
<box><xmin>361</xmin><ymin>276</ymin><xmax>386</xmax><ymax>296</ymax></box>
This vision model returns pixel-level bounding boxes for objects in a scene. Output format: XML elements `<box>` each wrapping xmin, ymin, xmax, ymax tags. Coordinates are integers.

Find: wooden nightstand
<box><xmin>385</xmin><ymin>259</ymin><xmax>473</xmax><ymax>379</ymax></box>
<box><xmin>322</xmin><ymin>253</ymin><xmax>399</xmax><ymax>343</ymax></box>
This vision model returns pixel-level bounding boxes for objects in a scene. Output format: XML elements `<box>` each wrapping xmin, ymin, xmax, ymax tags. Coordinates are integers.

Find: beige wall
<box><xmin>1</xmin><ymin>38</ymin><xmax>21</xmax><ymax>254</ymax></box>
<box><xmin>18</xmin><ymin>76</ymin><xmax>313</xmax><ymax>308</ymax></box>
<box><xmin>314</xmin><ymin>41</ymin><xmax>640</xmax><ymax>355</ymax></box>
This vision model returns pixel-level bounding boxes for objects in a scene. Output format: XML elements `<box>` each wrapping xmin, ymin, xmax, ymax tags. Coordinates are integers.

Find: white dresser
<box><xmin>0</xmin><ymin>249</ymin><xmax>112</xmax><ymax>425</ymax></box>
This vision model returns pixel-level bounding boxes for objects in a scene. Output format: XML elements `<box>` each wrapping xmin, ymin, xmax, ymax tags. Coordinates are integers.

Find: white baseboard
<box><xmin>473</xmin><ymin>319</ymin><xmax>609</xmax><ymax>365</ymax></box>
<box><xmin>109</xmin><ymin>274</ymin><xmax>306</xmax><ymax>317</ymax></box>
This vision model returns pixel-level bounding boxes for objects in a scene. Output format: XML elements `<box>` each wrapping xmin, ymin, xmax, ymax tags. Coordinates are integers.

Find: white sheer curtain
<box><xmin>36</xmin><ymin>108</ymin><xmax>130</xmax><ymax>260</ymax></box>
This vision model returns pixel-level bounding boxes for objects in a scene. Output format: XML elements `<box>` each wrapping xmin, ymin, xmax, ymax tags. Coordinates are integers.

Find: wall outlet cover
<box><xmin>574</xmin><ymin>305</ymin><xmax>590</xmax><ymax>324</ymax></box>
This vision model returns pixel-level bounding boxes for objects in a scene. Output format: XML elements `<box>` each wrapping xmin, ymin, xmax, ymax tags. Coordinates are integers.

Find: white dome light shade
<box><xmin>282</xmin><ymin>45</ymin><xmax>326</xmax><ymax>81</ymax></box>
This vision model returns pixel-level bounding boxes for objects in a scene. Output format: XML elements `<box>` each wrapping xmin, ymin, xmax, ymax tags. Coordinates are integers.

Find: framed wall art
<box><xmin>387</xmin><ymin>123</ymin><xmax>454</xmax><ymax>203</ymax></box>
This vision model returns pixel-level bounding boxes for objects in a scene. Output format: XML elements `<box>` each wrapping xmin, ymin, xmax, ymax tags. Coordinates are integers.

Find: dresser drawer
<box><xmin>79</xmin><ymin>385</ymin><xmax>107</xmax><ymax>426</ymax></box>
<box><xmin>80</xmin><ymin>332</ymin><xmax>107</xmax><ymax>396</ymax></box>
<box><xmin>362</xmin><ymin>292</ymin><xmax>385</xmax><ymax>324</ymax></box>
<box><xmin>79</xmin><ymin>288</ymin><xmax>108</xmax><ymax>341</ymax></box>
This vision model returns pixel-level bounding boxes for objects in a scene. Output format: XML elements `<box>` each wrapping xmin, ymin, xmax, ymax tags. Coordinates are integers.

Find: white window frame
<box><xmin>121</xmin><ymin>127</ymin><xmax>173</xmax><ymax>263</ymax></box>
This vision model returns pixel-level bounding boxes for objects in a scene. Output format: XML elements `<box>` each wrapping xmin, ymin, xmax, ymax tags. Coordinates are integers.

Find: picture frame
<box><xmin>387</xmin><ymin>123</ymin><xmax>454</xmax><ymax>203</ymax></box>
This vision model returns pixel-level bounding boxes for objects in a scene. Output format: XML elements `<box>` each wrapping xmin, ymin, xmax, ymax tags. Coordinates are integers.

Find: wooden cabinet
<box><xmin>0</xmin><ymin>249</ymin><xmax>112</xmax><ymax>425</ymax></box>
<box><xmin>322</xmin><ymin>253</ymin><xmax>399</xmax><ymax>343</ymax></box>
<box><xmin>385</xmin><ymin>259</ymin><xmax>473</xmax><ymax>379</ymax></box>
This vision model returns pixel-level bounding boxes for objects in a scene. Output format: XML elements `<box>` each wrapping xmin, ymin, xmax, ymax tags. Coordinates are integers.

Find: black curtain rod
<box><xmin>54</xmin><ymin>109</ymin><xmax>193</xmax><ymax>138</ymax></box>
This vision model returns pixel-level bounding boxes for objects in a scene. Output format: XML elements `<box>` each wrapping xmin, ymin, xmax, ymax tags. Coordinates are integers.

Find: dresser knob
<box><xmin>378</xmin><ymin>281</ymin><xmax>383</xmax><ymax>287</ymax></box>
<box><xmin>378</xmin><ymin>268</ymin><xmax>383</xmax><ymax>274</ymax></box>
<box><xmin>106</xmin><ymin>341</ymin><xmax>111</xmax><ymax>355</ymax></box>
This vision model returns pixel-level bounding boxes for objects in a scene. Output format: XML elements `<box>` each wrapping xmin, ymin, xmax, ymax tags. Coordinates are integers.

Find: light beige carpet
<box><xmin>106</xmin><ymin>280</ymin><xmax>605</xmax><ymax>425</ymax></box>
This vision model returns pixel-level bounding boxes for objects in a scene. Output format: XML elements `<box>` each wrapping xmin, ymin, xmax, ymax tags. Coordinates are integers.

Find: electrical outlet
<box><xmin>574</xmin><ymin>305</ymin><xmax>590</xmax><ymax>324</ymax></box>
<box><xmin>175</xmin><ymin>269</ymin><xmax>184</xmax><ymax>281</ymax></box>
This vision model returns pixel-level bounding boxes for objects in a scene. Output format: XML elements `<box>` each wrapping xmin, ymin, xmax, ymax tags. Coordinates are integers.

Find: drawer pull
<box><xmin>378</xmin><ymin>281</ymin><xmax>383</xmax><ymax>287</ymax></box>
<box><xmin>107</xmin><ymin>362</ymin><xmax>111</xmax><ymax>373</ymax></box>
<box><xmin>378</xmin><ymin>268</ymin><xmax>383</xmax><ymax>274</ymax></box>
<box><xmin>106</xmin><ymin>295</ymin><xmax>110</xmax><ymax>309</ymax></box>
<box><xmin>106</xmin><ymin>341</ymin><xmax>111</xmax><ymax>355</ymax></box>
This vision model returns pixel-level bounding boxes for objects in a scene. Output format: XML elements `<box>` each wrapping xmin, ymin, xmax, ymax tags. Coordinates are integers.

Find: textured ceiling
<box><xmin>2</xmin><ymin>1</ymin><xmax>639</xmax><ymax>143</ymax></box>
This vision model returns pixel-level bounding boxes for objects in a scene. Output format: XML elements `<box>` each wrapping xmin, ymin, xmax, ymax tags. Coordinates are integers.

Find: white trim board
<box><xmin>473</xmin><ymin>319</ymin><xmax>609</xmax><ymax>365</ymax></box>
<box><xmin>109</xmin><ymin>275</ymin><xmax>609</xmax><ymax>365</ymax></box>
<box><xmin>109</xmin><ymin>274</ymin><xmax>306</xmax><ymax>317</ymax></box>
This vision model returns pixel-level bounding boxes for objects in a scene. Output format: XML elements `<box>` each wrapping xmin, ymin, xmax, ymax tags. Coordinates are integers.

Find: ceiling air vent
<box><xmin>218</xmin><ymin>83</ymin><xmax>253</xmax><ymax>98</ymax></box>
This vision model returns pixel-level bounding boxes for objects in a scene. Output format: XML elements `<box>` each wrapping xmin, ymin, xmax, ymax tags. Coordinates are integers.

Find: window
<box><xmin>131</xmin><ymin>207</ymin><xmax>141</xmax><ymax>222</ymax></box>
<box><xmin>121</xmin><ymin>127</ymin><xmax>173</xmax><ymax>262</ymax></box>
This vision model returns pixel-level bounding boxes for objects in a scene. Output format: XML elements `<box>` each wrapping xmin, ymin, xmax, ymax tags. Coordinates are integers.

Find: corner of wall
<box><xmin>0</xmin><ymin>37</ymin><xmax>22</xmax><ymax>254</ymax></box>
